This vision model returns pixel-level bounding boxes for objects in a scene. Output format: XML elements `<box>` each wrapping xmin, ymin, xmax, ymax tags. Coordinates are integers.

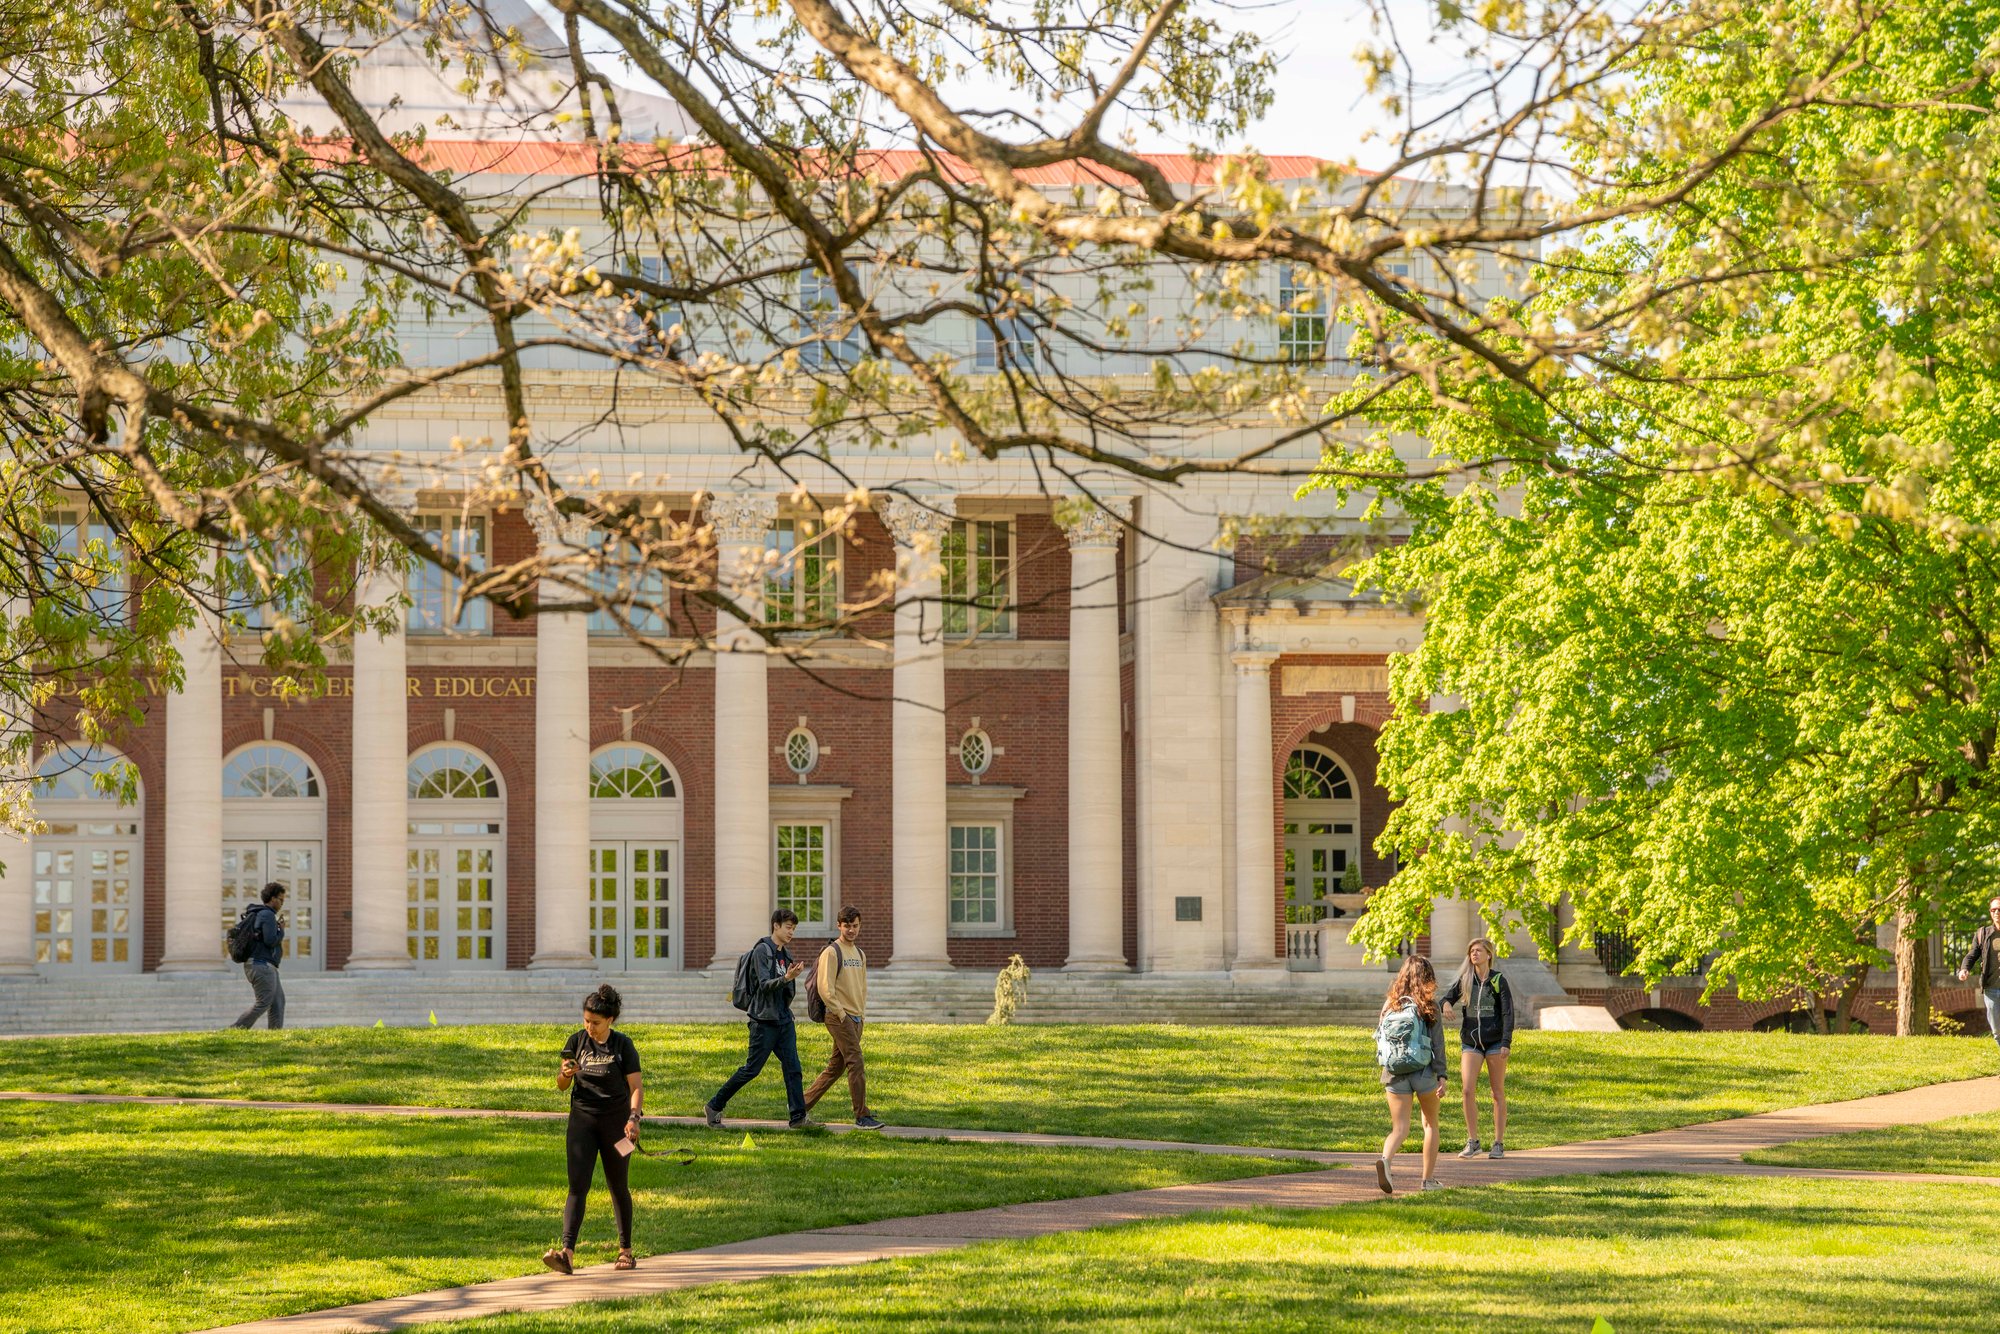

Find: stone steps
<box><xmin>0</xmin><ymin>970</ymin><xmax>1402</xmax><ymax>1035</ymax></box>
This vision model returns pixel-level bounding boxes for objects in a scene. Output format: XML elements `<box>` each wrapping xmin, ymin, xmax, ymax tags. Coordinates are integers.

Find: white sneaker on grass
<box><xmin>1420</xmin><ymin>1178</ymin><xmax>1445</xmax><ymax>1192</ymax></box>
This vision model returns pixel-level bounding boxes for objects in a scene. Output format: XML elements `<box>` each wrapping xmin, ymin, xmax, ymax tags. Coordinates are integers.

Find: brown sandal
<box><xmin>614</xmin><ymin>1249</ymin><xmax>637</xmax><ymax>1271</ymax></box>
<box><xmin>541</xmin><ymin>1246</ymin><xmax>573</xmax><ymax>1276</ymax></box>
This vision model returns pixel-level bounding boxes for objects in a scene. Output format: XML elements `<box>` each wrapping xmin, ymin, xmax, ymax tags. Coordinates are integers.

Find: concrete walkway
<box><xmin>39</xmin><ymin>1075</ymin><xmax>1994</xmax><ymax>1334</ymax></box>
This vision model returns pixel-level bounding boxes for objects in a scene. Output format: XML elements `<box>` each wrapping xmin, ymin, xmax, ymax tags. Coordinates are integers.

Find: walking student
<box><xmin>1374</xmin><ymin>954</ymin><xmax>1448</xmax><ymax>1195</ymax></box>
<box><xmin>704</xmin><ymin>909</ymin><xmax>812</xmax><ymax>1129</ymax></box>
<box><xmin>227</xmin><ymin>882</ymin><xmax>288</xmax><ymax>1030</ymax></box>
<box><xmin>802</xmin><ymin>905</ymin><xmax>884</xmax><ymax>1129</ymax></box>
<box><xmin>544</xmin><ymin>984</ymin><xmax>643</xmax><ymax>1275</ymax></box>
<box><xmin>1955</xmin><ymin>896</ymin><xmax>2000</xmax><ymax>1049</ymax></box>
<box><xmin>1441</xmin><ymin>937</ymin><xmax>1515</xmax><ymax>1158</ymax></box>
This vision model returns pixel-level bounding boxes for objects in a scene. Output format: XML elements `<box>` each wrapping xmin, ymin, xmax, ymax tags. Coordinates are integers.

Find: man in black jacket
<box><xmin>1954</xmin><ymin>897</ymin><xmax>2000</xmax><ymax>1049</ymax></box>
<box><xmin>705</xmin><ymin>909</ymin><xmax>812</xmax><ymax>1128</ymax></box>
<box><xmin>228</xmin><ymin>882</ymin><xmax>288</xmax><ymax>1030</ymax></box>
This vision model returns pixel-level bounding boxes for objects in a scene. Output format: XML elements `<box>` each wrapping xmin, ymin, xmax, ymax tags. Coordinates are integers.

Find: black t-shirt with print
<box><xmin>560</xmin><ymin>1028</ymin><xmax>642</xmax><ymax>1115</ymax></box>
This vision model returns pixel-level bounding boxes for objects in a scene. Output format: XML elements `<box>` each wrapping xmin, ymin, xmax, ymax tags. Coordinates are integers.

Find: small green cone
<box><xmin>428</xmin><ymin>1009</ymin><xmax>439</xmax><ymax>1026</ymax></box>
<box><xmin>373</xmin><ymin>1019</ymin><xmax>385</xmax><ymax>1029</ymax></box>
<box><xmin>1591</xmin><ymin>1320</ymin><xmax>1615</xmax><ymax>1334</ymax></box>
<box><xmin>739</xmin><ymin>1132</ymin><xmax>757</xmax><ymax>1150</ymax></box>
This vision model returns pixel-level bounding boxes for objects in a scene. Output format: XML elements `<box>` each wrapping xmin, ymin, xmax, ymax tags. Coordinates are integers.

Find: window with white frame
<box><xmin>948</xmin><ymin>823</ymin><xmax>1003</xmax><ymax>929</ymax></box>
<box><xmin>407</xmin><ymin>512</ymin><xmax>489</xmax><ymax>634</ymax></box>
<box><xmin>974</xmin><ymin>316</ymin><xmax>1036</xmax><ymax>370</ymax></box>
<box><xmin>586</xmin><ymin>526</ymin><xmax>670</xmax><ymax>636</ymax></box>
<box><xmin>783</xmin><ymin>727</ymin><xmax>819</xmax><ymax>778</ymax></box>
<box><xmin>773</xmin><ymin>822</ymin><xmax>829</xmax><ymax>928</ymax></box>
<box><xmin>798</xmin><ymin>269</ymin><xmax>862</xmax><ymax>367</ymax></box>
<box><xmin>941</xmin><ymin>519</ymin><xmax>1013</xmax><ymax>637</ymax></box>
<box><xmin>765</xmin><ymin>517</ymin><xmax>838</xmax><ymax>626</ymax></box>
<box><xmin>43</xmin><ymin>508</ymin><xmax>131</xmax><ymax>627</ymax></box>
<box><xmin>1277</xmin><ymin>266</ymin><xmax>1327</xmax><ymax>363</ymax></box>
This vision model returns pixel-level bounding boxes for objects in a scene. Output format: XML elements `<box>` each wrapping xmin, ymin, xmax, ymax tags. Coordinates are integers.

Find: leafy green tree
<box><xmin>1337</xmin><ymin>0</ymin><xmax>2000</xmax><ymax>1033</ymax></box>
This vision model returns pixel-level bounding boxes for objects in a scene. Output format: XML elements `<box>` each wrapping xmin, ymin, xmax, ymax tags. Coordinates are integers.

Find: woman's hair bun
<box><xmin>582</xmin><ymin>983</ymin><xmax>623</xmax><ymax>1019</ymax></box>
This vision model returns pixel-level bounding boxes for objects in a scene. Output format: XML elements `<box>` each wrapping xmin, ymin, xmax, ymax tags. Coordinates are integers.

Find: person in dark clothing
<box><xmin>704</xmin><ymin>909</ymin><xmax>812</xmax><ymax>1129</ymax></box>
<box><xmin>1375</xmin><ymin>954</ymin><xmax>1449</xmax><ymax>1195</ymax></box>
<box><xmin>1441</xmin><ymin>937</ymin><xmax>1515</xmax><ymax>1159</ymax></box>
<box><xmin>1954</xmin><ymin>897</ymin><xmax>2000</xmax><ymax>1049</ymax></box>
<box><xmin>543</xmin><ymin>984</ymin><xmax>643</xmax><ymax>1275</ymax></box>
<box><xmin>228</xmin><ymin>883</ymin><xmax>288</xmax><ymax>1030</ymax></box>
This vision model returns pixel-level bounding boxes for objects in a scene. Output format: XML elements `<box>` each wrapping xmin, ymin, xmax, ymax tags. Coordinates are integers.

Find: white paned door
<box><xmin>407</xmin><ymin>838</ymin><xmax>503</xmax><ymax>967</ymax></box>
<box><xmin>220</xmin><ymin>842</ymin><xmax>322</xmax><ymax>970</ymax></box>
<box><xmin>588</xmin><ymin>842</ymin><xmax>678</xmax><ymax>969</ymax></box>
<box><xmin>33</xmin><ymin>841</ymin><xmax>140</xmax><ymax>971</ymax></box>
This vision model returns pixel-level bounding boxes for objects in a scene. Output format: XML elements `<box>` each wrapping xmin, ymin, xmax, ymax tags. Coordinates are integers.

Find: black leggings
<box><xmin>561</xmin><ymin>1106</ymin><xmax>633</xmax><ymax>1249</ymax></box>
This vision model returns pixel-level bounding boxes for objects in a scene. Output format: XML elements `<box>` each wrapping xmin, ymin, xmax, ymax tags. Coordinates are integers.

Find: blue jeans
<box><xmin>230</xmin><ymin>962</ymin><xmax>285</xmax><ymax>1030</ymax></box>
<box><xmin>1984</xmin><ymin>989</ymin><xmax>2000</xmax><ymax>1048</ymax></box>
<box><xmin>710</xmin><ymin>1018</ymin><xmax>805</xmax><ymax>1121</ymax></box>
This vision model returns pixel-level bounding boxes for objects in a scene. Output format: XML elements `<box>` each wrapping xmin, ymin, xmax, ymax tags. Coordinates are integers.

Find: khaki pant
<box><xmin>803</xmin><ymin>1013</ymin><xmax>868</xmax><ymax>1117</ymax></box>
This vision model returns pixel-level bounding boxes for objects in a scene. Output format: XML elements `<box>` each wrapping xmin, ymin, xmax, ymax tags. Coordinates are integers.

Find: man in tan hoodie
<box><xmin>803</xmin><ymin>905</ymin><xmax>884</xmax><ymax>1128</ymax></box>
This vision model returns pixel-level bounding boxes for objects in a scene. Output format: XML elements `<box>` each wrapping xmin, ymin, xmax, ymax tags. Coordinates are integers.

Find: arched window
<box><xmin>222</xmin><ymin>745</ymin><xmax>321</xmax><ymax>799</ymax></box>
<box><xmin>588</xmin><ymin>744</ymin><xmax>682</xmax><ymax>970</ymax></box>
<box><xmin>33</xmin><ymin>744</ymin><xmax>137</xmax><ymax>802</ymax></box>
<box><xmin>30</xmin><ymin>744</ymin><xmax>141</xmax><ymax>971</ymax></box>
<box><xmin>1284</xmin><ymin>747</ymin><xmax>1354</xmax><ymax>800</ymax></box>
<box><xmin>408</xmin><ymin>745</ymin><xmax>500</xmax><ymax>800</ymax></box>
<box><xmin>589</xmin><ymin>745</ymin><xmax>677</xmax><ymax>799</ymax></box>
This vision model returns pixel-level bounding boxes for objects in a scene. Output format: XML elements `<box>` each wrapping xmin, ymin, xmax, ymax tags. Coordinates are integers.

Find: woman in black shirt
<box><xmin>543</xmin><ymin>984</ymin><xmax>644</xmax><ymax>1274</ymax></box>
<box><xmin>1440</xmin><ymin>938</ymin><xmax>1514</xmax><ymax>1159</ymax></box>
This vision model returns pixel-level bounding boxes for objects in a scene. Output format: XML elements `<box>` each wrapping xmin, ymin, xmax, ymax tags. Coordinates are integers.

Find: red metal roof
<box><xmin>346</xmin><ymin>139</ymin><xmax>1342</xmax><ymax>186</ymax></box>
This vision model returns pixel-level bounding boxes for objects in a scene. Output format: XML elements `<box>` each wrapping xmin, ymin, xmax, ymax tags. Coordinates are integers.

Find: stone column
<box><xmin>528</xmin><ymin>499</ymin><xmax>597</xmax><ymax>971</ymax></box>
<box><xmin>1430</xmin><ymin>890</ymin><xmax>1474</xmax><ymax>971</ymax></box>
<box><xmin>708</xmin><ymin>491</ymin><xmax>777</xmax><ymax>966</ymax></box>
<box><xmin>1061</xmin><ymin>501</ymin><xmax>1128</xmax><ymax>970</ymax></box>
<box><xmin>880</xmin><ymin>495</ymin><xmax>955</xmax><ymax>970</ymax></box>
<box><xmin>346</xmin><ymin>560</ymin><xmax>413</xmax><ymax>970</ymax></box>
<box><xmin>156</xmin><ymin>597</ymin><xmax>226</xmax><ymax>973</ymax></box>
<box><xmin>0</xmin><ymin>604</ymin><xmax>33</xmax><ymax>974</ymax></box>
<box><xmin>1231</xmin><ymin>648</ymin><xmax>1281</xmax><ymax>972</ymax></box>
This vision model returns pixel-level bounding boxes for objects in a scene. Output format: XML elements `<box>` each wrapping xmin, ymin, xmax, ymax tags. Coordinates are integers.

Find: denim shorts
<box><xmin>1465</xmin><ymin>1045</ymin><xmax>1510</xmax><ymax>1062</ymax></box>
<box><xmin>1384</xmin><ymin>1068</ymin><xmax>1442</xmax><ymax>1095</ymax></box>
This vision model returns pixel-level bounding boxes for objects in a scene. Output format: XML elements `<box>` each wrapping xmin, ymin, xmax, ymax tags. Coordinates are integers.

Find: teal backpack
<box><xmin>1375</xmin><ymin>999</ymin><xmax>1433</xmax><ymax>1075</ymax></box>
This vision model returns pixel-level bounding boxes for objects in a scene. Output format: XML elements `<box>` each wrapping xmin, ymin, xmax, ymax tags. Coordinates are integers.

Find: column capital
<box><xmin>1057</xmin><ymin>498</ymin><xmax>1130</xmax><ymax>550</ymax></box>
<box><xmin>526</xmin><ymin>494</ymin><xmax>593</xmax><ymax>551</ymax></box>
<box><xmin>703</xmin><ymin>490</ymin><xmax>778</xmax><ymax>546</ymax></box>
<box><xmin>1231</xmin><ymin>648</ymin><xmax>1280</xmax><ymax>674</ymax></box>
<box><xmin>877</xmin><ymin>493</ymin><xmax>956</xmax><ymax>549</ymax></box>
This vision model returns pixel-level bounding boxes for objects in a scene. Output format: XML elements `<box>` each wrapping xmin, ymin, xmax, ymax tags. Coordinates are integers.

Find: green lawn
<box><xmin>0</xmin><ymin>1102</ymin><xmax>1300</xmax><ymax>1334</ymax></box>
<box><xmin>442</xmin><ymin>1175</ymin><xmax>2000</xmax><ymax>1333</ymax></box>
<box><xmin>1745</xmin><ymin>1109</ymin><xmax>2000</xmax><ymax>1177</ymax></box>
<box><xmin>1</xmin><ymin>1027</ymin><xmax>1993</xmax><ymax>1151</ymax></box>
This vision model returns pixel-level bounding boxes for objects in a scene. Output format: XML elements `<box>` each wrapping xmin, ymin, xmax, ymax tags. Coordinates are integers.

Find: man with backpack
<box><xmin>704</xmin><ymin>908</ymin><xmax>811</xmax><ymax>1129</ymax></box>
<box><xmin>227</xmin><ymin>882</ymin><xmax>288</xmax><ymax>1030</ymax></box>
<box><xmin>801</xmin><ymin>905</ymin><xmax>883</xmax><ymax>1129</ymax></box>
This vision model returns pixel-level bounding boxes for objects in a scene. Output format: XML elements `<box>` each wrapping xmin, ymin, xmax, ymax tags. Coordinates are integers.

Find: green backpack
<box><xmin>1375</xmin><ymin>1000</ymin><xmax>1433</xmax><ymax>1076</ymax></box>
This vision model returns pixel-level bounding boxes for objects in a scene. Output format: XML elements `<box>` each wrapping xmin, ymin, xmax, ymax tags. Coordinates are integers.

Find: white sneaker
<box><xmin>1374</xmin><ymin>1156</ymin><xmax>1394</xmax><ymax>1194</ymax></box>
<box><xmin>1420</xmin><ymin>1178</ymin><xmax>1445</xmax><ymax>1191</ymax></box>
<box><xmin>1457</xmin><ymin>1140</ymin><xmax>1483</xmax><ymax>1158</ymax></box>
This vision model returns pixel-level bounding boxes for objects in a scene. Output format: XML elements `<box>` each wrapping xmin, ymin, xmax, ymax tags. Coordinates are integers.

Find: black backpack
<box><xmin>728</xmin><ymin>941</ymin><xmax>761</xmax><ymax>1012</ymax></box>
<box><xmin>226</xmin><ymin>906</ymin><xmax>263</xmax><ymax>963</ymax></box>
<box><xmin>804</xmin><ymin>943</ymin><xmax>846</xmax><ymax>1023</ymax></box>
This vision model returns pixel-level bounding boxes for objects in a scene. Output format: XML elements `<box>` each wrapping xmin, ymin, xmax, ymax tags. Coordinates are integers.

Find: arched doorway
<box><xmin>406</xmin><ymin>744</ymin><xmax>506</xmax><ymax>968</ymax></box>
<box><xmin>30</xmin><ymin>744</ymin><xmax>142</xmax><ymax>971</ymax></box>
<box><xmin>220</xmin><ymin>744</ymin><xmax>327</xmax><ymax>971</ymax></box>
<box><xmin>1282</xmin><ymin>745</ymin><xmax>1361</xmax><ymax>923</ymax></box>
<box><xmin>587</xmin><ymin>744</ymin><xmax>682</xmax><ymax>970</ymax></box>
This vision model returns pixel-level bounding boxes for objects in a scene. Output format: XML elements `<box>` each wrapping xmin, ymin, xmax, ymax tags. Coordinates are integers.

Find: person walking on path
<box><xmin>705</xmin><ymin>909</ymin><xmax>812</xmax><ymax>1129</ymax></box>
<box><xmin>1954</xmin><ymin>896</ymin><xmax>2000</xmax><ymax>1049</ymax></box>
<box><xmin>1375</xmin><ymin>954</ymin><xmax>1448</xmax><ymax>1195</ymax></box>
<box><xmin>802</xmin><ymin>905</ymin><xmax>884</xmax><ymax>1129</ymax></box>
<box><xmin>1441</xmin><ymin>937</ymin><xmax>1514</xmax><ymax>1159</ymax></box>
<box><xmin>227</xmin><ymin>883</ymin><xmax>288</xmax><ymax>1030</ymax></box>
<box><xmin>544</xmin><ymin>984</ymin><xmax>644</xmax><ymax>1276</ymax></box>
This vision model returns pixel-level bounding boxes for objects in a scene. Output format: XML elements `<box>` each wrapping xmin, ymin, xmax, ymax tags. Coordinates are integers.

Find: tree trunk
<box><xmin>1832</xmin><ymin>961</ymin><xmax>1870</xmax><ymax>1034</ymax></box>
<box><xmin>1895</xmin><ymin>908</ymin><xmax>1931</xmax><ymax>1037</ymax></box>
